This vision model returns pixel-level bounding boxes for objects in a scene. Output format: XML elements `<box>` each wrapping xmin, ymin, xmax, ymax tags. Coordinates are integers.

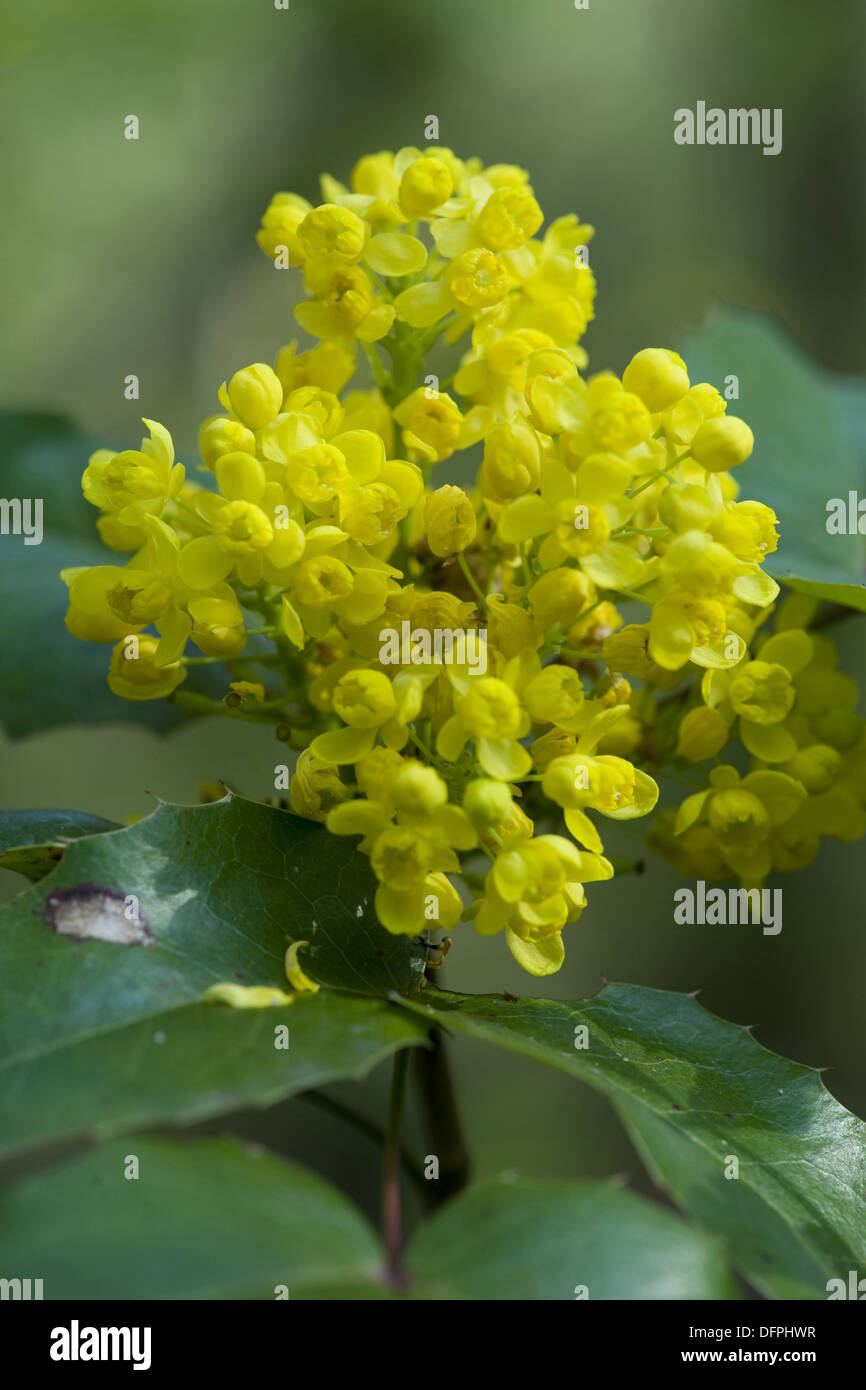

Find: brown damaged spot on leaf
<box><xmin>43</xmin><ymin>885</ymin><xmax>154</xmax><ymax>946</ymax></box>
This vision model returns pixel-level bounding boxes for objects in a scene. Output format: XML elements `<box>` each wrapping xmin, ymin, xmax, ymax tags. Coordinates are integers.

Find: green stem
<box><xmin>382</xmin><ymin>1049</ymin><xmax>410</xmax><ymax>1287</ymax></box>
<box><xmin>627</xmin><ymin>467</ymin><xmax>671</xmax><ymax>499</ymax></box>
<box><xmin>457</xmin><ymin>552</ymin><xmax>488</xmax><ymax>615</ymax></box>
<box><xmin>611</xmin><ymin>525</ymin><xmax>669</xmax><ymax>540</ymax></box>
<box><xmin>613</xmin><ymin>586</ymin><xmax>652</xmax><ymax>605</ymax></box>
<box><xmin>169</xmin><ymin>690</ymin><xmax>293</xmax><ymax>725</ymax></box>
<box><xmin>558</xmin><ymin>647</ymin><xmax>602</xmax><ymax>661</ymax></box>
<box><xmin>361</xmin><ymin>340</ymin><xmax>393</xmax><ymax>395</ymax></box>
<box><xmin>412</xmin><ymin>990</ymin><xmax>470</xmax><ymax>1205</ymax></box>
<box><xmin>299</xmin><ymin>1090</ymin><xmax>428</xmax><ymax>1199</ymax></box>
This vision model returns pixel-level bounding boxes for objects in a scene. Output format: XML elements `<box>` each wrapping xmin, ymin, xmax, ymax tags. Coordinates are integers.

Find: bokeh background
<box><xmin>1</xmin><ymin>0</ymin><xmax>865</xmax><ymax>1245</ymax></box>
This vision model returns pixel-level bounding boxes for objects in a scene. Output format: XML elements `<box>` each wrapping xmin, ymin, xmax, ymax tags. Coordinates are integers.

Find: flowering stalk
<box><xmin>61</xmin><ymin>143</ymin><xmax>866</xmax><ymax>981</ymax></box>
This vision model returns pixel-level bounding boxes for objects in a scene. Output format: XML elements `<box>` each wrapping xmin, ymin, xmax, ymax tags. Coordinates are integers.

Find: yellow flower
<box><xmin>393</xmin><ymin>389</ymin><xmax>463</xmax><ymax>463</ymax></box>
<box><xmin>257</xmin><ymin>191</ymin><xmax>312</xmax><ymax>265</ymax></box>
<box><xmin>728</xmin><ymin>660</ymin><xmax>795</xmax><ymax>725</ymax></box>
<box><xmin>299</xmin><ymin>203</ymin><xmax>368</xmax><ymax>266</ymax></box>
<box><xmin>289</xmin><ymin>749</ymin><xmax>348</xmax><ymax>821</ymax></box>
<box><xmin>82</xmin><ymin>420</ymin><xmax>184</xmax><ymax>522</ymax></box>
<box><xmin>675</xmin><ymin>764</ymin><xmax>806</xmax><ymax>880</ymax></box>
<box><xmin>446</xmin><ymin>248</ymin><xmax>510</xmax><ymax>311</ymax></box>
<box><xmin>476</xmin><ymin>186</ymin><xmax>543</xmax><ymax>251</ymax></box>
<box><xmin>472</xmin><ymin>831</ymin><xmax>612</xmax><ymax>976</ymax></box>
<box><xmin>438</xmin><ymin>673</ymin><xmax>532</xmax><ymax>780</ymax></box>
<box><xmin>542</xmin><ymin>748</ymin><xmax>658</xmax><ymax>849</ymax></box>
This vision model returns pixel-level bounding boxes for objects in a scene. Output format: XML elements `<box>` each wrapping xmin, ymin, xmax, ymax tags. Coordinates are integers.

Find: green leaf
<box><xmin>0</xmin><ymin>992</ymin><xmax>425</xmax><ymax>1160</ymax></box>
<box><xmin>0</xmin><ymin>1135</ymin><xmax>734</xmax><ymax>1300</ymax></box>
<box><xmin>405</xmin><ymin>1174</ymin><xmax>737</xmax><ymax>1300</ymax></box>
<box><xmin>395</xmin><ymin>983</ymin><xmax>866</xmax><ymax>1299</ymax></box>
<box><xmin>0</xmin><ymin>1136</ymin><xmax>386</xmax><ymax>1299</ymax></box>
<box><xmin>0</xmin><ymin>794</ymin><xmax>427</xmax><ymax>1157</ymax></box>
<box><xmin>0</xmin><ymin>808</ymin><xmax>120</xmax><ymax>880</ymax></box>
<box><xmin>680</xmin><ymin>309</ymin><xmax>866</xmax><ymax>609</ymax></box>
<box><xmin>0</xmin><ymin>411</ymin><xmax>225</xmax><ymax>735</ymax></box>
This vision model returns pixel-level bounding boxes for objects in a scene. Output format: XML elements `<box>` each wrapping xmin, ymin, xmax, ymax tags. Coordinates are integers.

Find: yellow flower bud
<box><xmin>399</xmin><ymin>156</ymin><xmax>453</xmax><ymax>215</ymax></box>
<box><xmin>691</xmin><ymin>416</ymin><xmax>754</xmax><ymax>472</ymax></box>
<box><xmin>370</xmin><ymin>825</ymin><xmax>434</xmax><ymax>889</ymax></box>
<box><xmin>199</xmin><ymin>416</ymin><xmax>257</xmax><ymax>470</ymax></box>
<box><xmin>812</xmin><ymin>709</ymin><xmax>863</xmax><ymax>751</ymax></box>
<box><xmin>785</xmin><ymin>744</ymin><xmax>842</xmax><ymax>794</ymax></box>
<box><xmin>524</xmin><ymin>665</ymin><xmax>585</xmax><ymax>726</ymax></box>
<box><xmin>463</xmin><ymin>779</ymin><xmax>514</xmax><ymax>828</ymax></box>
<box><xmin>528</xmin><ymin>567</ymin><xmax>595</xmax><ymax>628</ymax></box>
<box><xmin>425</xmin><ymin>484</ymin><xmax>477</xmax><ymax>557</ymax></box>
<box><xmin>676</xmin><ymin>706</ymin><xmax>731</xmax><ymax>761</ymax></box>
<box><xmin>480</xmin><ymin>419</ymin><xmax>541</xmax><ymax>500</ymax></box>
<box><xmin>460</xmin><ymin>677</ymin><xmax>522</xmax><ymax>739</ymax></box>
<box><xmin>392</xmin><ymin>763</ymin><xmax>448</xmax><ymax>816</ymax></box>
<box><xmin>276</xmin><ymin>340</ymin><xmax>356</xmax><ymax>396</ymax></box>
<box><xmin>188</xmin><ymin>595</ymin><xmax>246</xmax><ymax>656</ymax></box>
<box><xmin>108</xmin><ymin>635</ymin><xmax>186</xmax><ymax>701</ymax></box>
<box><xmin>622</xmin><ymin>348</ymin><xmax>690</xmax><ymax>412</ymax></box>
<box><xmin>257</xmin><ymin>192</ymin><xmax>311</xmax><ymax>265</ymax></box>
<box><xmin>602</xmin><ymin>625</ymin><xmax>654</xmax><ymax>678</ymax></box>
<box><xmin>225</xmin><ymin>363</ymin><xmax>283</xmax><ymax>431</ymax></box>
<box><xmin>658</xmin><ymin>483</ymin><xmax>716</xmax><ymax>534</ymax></box>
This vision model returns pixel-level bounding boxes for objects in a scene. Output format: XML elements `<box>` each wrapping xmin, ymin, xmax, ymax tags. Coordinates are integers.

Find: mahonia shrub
<box><xmin>61</xmin><ymin>145</ymin><xmax>866</xmax><ymax>978</ymax></box>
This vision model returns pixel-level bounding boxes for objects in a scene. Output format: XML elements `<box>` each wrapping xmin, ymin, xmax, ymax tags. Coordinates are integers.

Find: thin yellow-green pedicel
<box><xmin>62</xmin><ymin>145</ymin><xmax>866</xmax><ymax>976</ymax></box>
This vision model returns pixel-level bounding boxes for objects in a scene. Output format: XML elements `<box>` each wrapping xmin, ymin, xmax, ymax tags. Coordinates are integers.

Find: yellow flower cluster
<box><xmin>62</xmin><ymin>145</ymin><xmax>863</xmax><ymax>975</ymax></box>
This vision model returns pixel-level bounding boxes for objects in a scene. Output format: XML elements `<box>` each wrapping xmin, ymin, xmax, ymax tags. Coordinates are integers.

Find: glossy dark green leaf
<box><xmin>405</xmin><ymin>1174</ymin><xmax>737</xmax><ymax>1300</ymax></box>
<box><xmin>0</xmin><ymin>993</ymin><xmax>426</xmax><ymax>1159</ymax></box>
<box><xmin>0</xmin><ymin>1135</ymin><xmax>735</xmax><ymax>1300</ymax></box>
<box><xmin>395</xmin><ymin>983</ymin><xmax>866</xmax><ymax>1298</ymax></box>
<box><xmin>0</xmin><ymin>1137</ymin><xmax>386</xmax><ymax>1299</ymax></box>
<box><xmin>0</xmin><ymin>808</ymin><xmax>120</xmax><ymax>880</ymax></box>
<box><xmin>0</xmin><ymin>794</ymin><xmax>427</xmax><ymax>1156</ymax></box>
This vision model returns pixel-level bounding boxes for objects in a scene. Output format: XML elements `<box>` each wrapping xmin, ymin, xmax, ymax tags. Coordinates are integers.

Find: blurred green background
<box><xmin>1</xmin><ymin>0</ymin><xmax>864</xmax><ymax>1241</ymax></box>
